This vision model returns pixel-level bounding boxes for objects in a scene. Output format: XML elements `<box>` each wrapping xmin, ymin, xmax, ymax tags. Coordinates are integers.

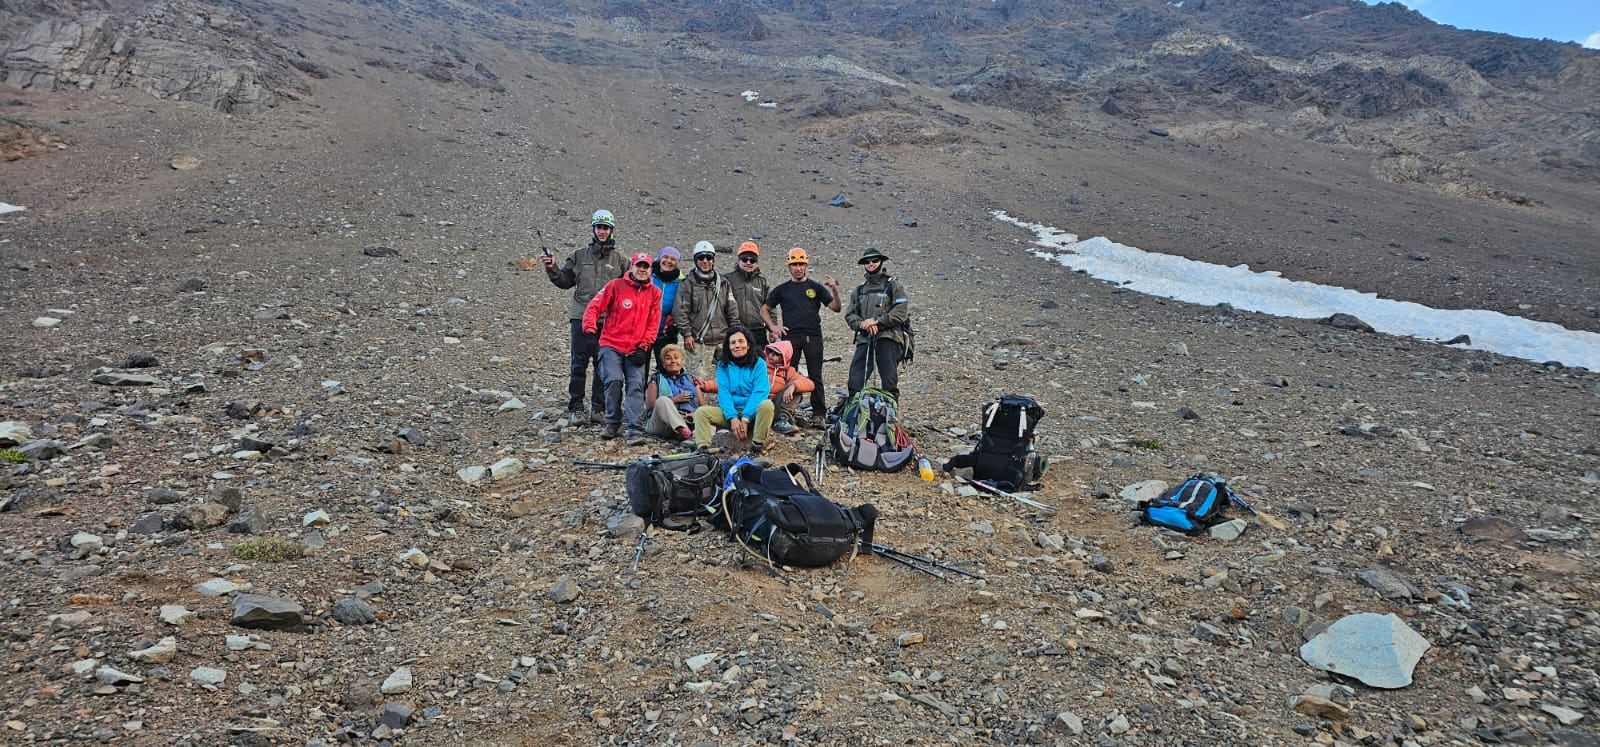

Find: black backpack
<box><xmin>945</xmin><ymin>394</ymin><xmax>1047</xmax><ymax>491</ymax></box>
<box><xmin>825</xmin><ymin>388</ymin><xmax>917</xmax><ymax>472</ymax></box>
<box><xmin>1137</xmin><ymin>473</ymin><xmax>1246</xmax><ymax>533</ymax></box>
<box><xmin>625</xmin><ymin>452</ymin><xmax>728</xmax><ymax>530</ymax></box>
<box><xmin>715</xmin><ymin>460</ymin><xmax>878</xmax><ymax>567</ymax></box>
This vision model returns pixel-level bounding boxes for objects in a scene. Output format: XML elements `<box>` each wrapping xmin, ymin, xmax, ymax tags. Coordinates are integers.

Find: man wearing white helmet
<box><xmin>543</xmin><ymin>209</ymin><xmax>626</xmax><ymax>427</ymax></box>
<box><xmin>672</xmin><ymin>240</ymin><xmax>741</xmax><ymax>376</ymax></box>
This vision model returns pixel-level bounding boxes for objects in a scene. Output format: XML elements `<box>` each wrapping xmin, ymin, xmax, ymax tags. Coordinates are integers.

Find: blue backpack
<box><xmin>1138</xmin><ymin>473</ymin><xmax>1246</xmax><ymax>533</ymax></box>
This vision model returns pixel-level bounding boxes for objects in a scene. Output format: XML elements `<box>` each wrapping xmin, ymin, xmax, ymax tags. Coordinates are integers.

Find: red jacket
<box><xmin>582</xmin><ymin>275</ymin><xmax>663</xmax><ymax>353</ymax></box>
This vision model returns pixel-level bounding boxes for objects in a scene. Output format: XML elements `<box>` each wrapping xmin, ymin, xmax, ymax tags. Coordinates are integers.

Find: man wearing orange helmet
<box><xmin>760</xmin><ymin>247</ymin><xmax>840</xmax><ymax>428</ymax></box>
<box><xmin>725</xmin><ymin>240</ymin><xmax>772</xmax><ymax>351</ymax></box>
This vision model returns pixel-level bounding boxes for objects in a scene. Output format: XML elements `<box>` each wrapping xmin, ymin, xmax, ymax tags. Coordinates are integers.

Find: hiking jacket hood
<box><xmin>547</xmin><ymin>238</ymin><xmax>624</xmax><ymax>320</ymax></box>
<box><xmin>764</xmin><ymin>340</ymin><xmax>815</xmax><ymax>397</ymax></box>
<box><xmin>674</xmin><ymin>268</ymin><xmax>741</xmax><ymax>344</ymax></box>
<box><xmin>582</xmin><ymin>275</ymin><xmax>663</xmax><ymax>353</ymax></box>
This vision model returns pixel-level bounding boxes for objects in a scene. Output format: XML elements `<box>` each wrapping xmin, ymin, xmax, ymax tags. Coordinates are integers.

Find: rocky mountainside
<box><xmin>1</xmin><ymin>1</ymin><xmax>1597</xmax><ymax>746</ymax></box>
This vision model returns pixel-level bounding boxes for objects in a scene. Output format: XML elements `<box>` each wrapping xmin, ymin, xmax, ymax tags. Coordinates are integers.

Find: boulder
<box><xmin>1299</xmin><ymin>612</ymin><xmax>1430</xmax><ymax>688</ymax></box>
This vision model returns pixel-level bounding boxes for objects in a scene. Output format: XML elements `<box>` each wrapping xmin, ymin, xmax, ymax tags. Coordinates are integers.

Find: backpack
<box><xmin>714</xmin><ymin>460</ymin><xmax>877</xmax><ymax>567</ymax></box>
<box><xmin>945</xmin><ymin>394</ymin><xmax>1047</xmax><ymax>492</ymax></box>
<box><xmin>625</xmin><ymin>452</ymin><xmax>728</xmax><ymax>530</ymax></box>
<box><xmin>825</xmin><ymin>388</ymin><xmax>917</xmax><ymax>472</ymax></box>
<box><xmin>1137</xmin><ymin>473</ymin><xmax>1245</xmax><ymax>533</ymax></box>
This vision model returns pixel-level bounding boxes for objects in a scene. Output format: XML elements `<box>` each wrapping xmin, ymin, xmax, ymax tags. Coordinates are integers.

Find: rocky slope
<box><xmin>0</xmin><ymin>1</ymin><xmax>1597</xmax><ymax>745</ymax></box>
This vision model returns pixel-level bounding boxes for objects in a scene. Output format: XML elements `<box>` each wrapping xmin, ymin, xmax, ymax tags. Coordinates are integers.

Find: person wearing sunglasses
<box><xmin>543</xmin><ymin>209</ymin><xmax>625</xmax><ymax>428</ymax></box>
<box><xmin>724</xmin><ymin>241</ymin><xmax>773</xmax><ymax>351</ymax></box>
<box><xmin>673</xmin><ymin>241</ymin><xmax>742</xmax><ymax>376</ymax></box>
<box><xmin>844</xmin><ymin>247</ymin><xmax>911</xmax><ymax>403</ymax></box>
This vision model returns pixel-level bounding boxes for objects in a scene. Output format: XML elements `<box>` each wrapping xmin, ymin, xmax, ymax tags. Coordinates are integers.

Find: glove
<box><xmin>628</xmin><ymin>349</ymin><xmax>650</xmax><ymax>367</ymax></box>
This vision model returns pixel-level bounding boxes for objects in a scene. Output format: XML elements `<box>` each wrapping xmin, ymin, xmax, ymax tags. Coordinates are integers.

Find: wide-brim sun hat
<box><xmin>857</xmin><ymin>247</ymin><xmax>889</xmax><ymax>264</ymax></box>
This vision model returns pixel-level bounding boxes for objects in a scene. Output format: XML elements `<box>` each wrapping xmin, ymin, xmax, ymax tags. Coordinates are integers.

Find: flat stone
<box><xmin>194</xmin><ymin>578</ymin><xmax>249</xmax><ymax>596</ymax></box>
<box><xmin>456</xmin><ymin>466</ymin><xmax>486</xmax><ymax>484</ymax></box>
<box><xmin>1460</xmin><ymin>516</ymin><xmax>1527</xmax><ymax>542</ymax></box>
<box><xmin>1209</xmin><ymin>519</ymin><xmax>1248</xmax><ymax>541</ymax></box>
<box><xmin>230</xmin><ymin>594</ymin><xmax>304</xmax><ymax>630</ymax></box>
<box><xmin>96</xmin><ymin>666</ymin><xmax>144</xmax><ymax>685</ymax></box>
<box><xmin>489</xmin><ymin>457</ymin><xmax>524</xmax><ymax>481</ymax></box>
<box><xmin>227</xmin><ymin>508</ymin><xmax>268</xmax><ymax>534</ymax></box>
<box><xmin>91</xmin><ymin>372</ymin><xmax>161</xmax><ymax>386</ymax></box>
<box><xmin>190</xmin><ymin>666</ymin><xmax>227</xmax><ymax>686</ymax></box>
<box><xmin>302</xmin><ymin>509</ymin><xmax>331</xmax><ymax>526</ymax></box>
<box><xmin>380</xmin><ymin>667</ymin><xmax>413</xmax><ymax>695</ymax></box>
<box><xmin>685</xmin><ymin>653</ymin><xmax>718</xmax><ymax>673</ymax></box>
<box><xmin>1299</xmin><ymin>612</ymin><xmax>1430</xmax><ymax>689</ymax></box>
<box><xmin>1291</xmin><ymin>694</ymin><xmax>1351</xmax><ymax>719</ymax></box>
<box><xmin>1121</xmin><ymin>480</ymin><xmax>1168</xmax><ymax>504</ymax></box>
<box><xmin>160</xmin><ymin>605</ymin><xmax>197</xmax><ymax>625</ymax></box>
<box><xmin>1356</xmin><ymin>567</ymin><xmax>1419</xmax><ymax>600</ymax></box>
<box><xmin>129</xmin><ymin>636</ymin><xmax>178</xmax><ymax>664</ymax></box>
<box><xmin>1540</xmin><ymin>704</ymin><xmax>1584</xmax><ymax>726</ymax></box>
<box><xmin>0</xmin><ymin>421</ymin><xmax>34</xmax><ymax>447</ymax></box>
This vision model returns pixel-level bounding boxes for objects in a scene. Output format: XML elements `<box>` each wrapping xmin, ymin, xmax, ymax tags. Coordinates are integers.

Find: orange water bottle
<box><xmin>917</xmin><ymin>456</ymin><xmax>935</xmax><ymax>482</ymax></box>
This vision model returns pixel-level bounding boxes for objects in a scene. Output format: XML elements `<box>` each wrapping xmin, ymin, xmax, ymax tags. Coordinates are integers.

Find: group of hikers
<box><xmin>540</xmin><ymin>208</ymin><xmax>911</xmax><ymax>455</ymax></box>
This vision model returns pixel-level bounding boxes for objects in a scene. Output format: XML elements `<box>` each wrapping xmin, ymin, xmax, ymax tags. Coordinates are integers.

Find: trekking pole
<box><xmin>813</xmin><ymin>442</ymin><xmax>826</xmax><ymax>483</ymax></box>
<box><xmin>962</xmin><ymin>476</ymin><xmax>1059</xmax><ymax>515</ymax></box>
<box><xmin>631</xmin><ymin>526</ymin><xmax>649</xmax><ymax>570</ymax></box>
<box><xmin>869</xmin><ymin>542</ymin><xmax>982</xmax><ymax>579</ymax></box>
<box><xmin>575</xmin><ymin>460</ymin><xmax>629</xmax><ymax>469</ymax></box>
<box><xmin>873</xmin><ymin>548</ymin><xmax>947</xmax><ymax>579</ymax></box>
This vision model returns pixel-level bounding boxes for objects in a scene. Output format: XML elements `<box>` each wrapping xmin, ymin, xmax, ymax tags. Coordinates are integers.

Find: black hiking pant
<box><xmin>784</xmin><ymin>332</ymin><xmax>827</xmax><ymax>415</ymax></box>
<box><xmin>847</xmin><ymin>338</ymin><xmax>902</xmax><ymax>403</ymax></box>
<box><xmin>567</xmin><ymin>319</ymin><xmax>604</xmax><ymax>416</ymax></box>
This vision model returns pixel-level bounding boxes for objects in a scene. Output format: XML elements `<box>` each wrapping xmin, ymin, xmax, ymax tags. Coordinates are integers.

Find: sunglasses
<box><xmin>695</xmin><ymin>255</ymin><xmax>715</xmax><ymax>262</ymax></box>
<box><xmin>738</xmin><ymin>256</ymin><xmax>758</xmax><ymax>264</ymax></box>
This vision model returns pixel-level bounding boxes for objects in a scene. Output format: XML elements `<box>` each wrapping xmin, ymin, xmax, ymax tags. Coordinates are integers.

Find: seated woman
<box><xmin>691</xmin><ymin>326</ymin><xmax>774</xmax><ymax>455</ymax></box>
<box><xmin>763</xmin><ymin>340</ymin><xmax>814</xmax><ymax>434</ymax></box>
<box><xmin>643</xmin><ymin>343</ymin><xmax>699</xmax><ymax>442</ymax></box>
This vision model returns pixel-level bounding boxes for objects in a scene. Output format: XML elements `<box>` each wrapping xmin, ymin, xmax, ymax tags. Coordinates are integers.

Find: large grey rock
<box><xmin>1299</xmin><ymin>612</ymin><xmax>1430</xmax><ymax>689</ymax></box>
<box><xmin>1</xmin><ymin>11</ymin><xmax>301</xmax><ymax>114</ymax></box>
<box><xmin>230</xmin><ymin>594</ymin><xmax>304</xmax><ymax>630</ymax></box>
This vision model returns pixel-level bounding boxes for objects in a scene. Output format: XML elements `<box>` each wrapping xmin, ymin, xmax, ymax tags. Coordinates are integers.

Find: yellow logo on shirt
<box><xmin>805</xmin><ymin>288</ymin><xmax>816</xmax><ymax>299</ymax></box>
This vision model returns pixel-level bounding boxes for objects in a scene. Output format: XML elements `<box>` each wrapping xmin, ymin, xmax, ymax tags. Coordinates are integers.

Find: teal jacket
<box><xmin>716</xmin><ymin>358</ymin><xmax>770</xmax><ymax>420</ymax></box>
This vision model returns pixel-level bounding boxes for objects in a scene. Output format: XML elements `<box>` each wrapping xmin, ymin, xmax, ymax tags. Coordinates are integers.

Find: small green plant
<box><xmin>1129</xmin><ymin>438</ymin><xmax>1165</xmax><ymax>451</ymax></box>
<box><xmin>231</xmin><ymin>537</ymin><xmax>304</xmax><ymax>562</ymax></box>
<box><xmin>0</xmin><ymin>449</ymin><xmax>25</xmax><ymax>463</ymax></box>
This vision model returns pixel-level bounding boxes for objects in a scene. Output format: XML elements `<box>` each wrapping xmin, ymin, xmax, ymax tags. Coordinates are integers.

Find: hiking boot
<box><xmin>565</xmin><ymin>411</ymin><xmax>586</xmax><ymax>428</ymax></box>
<box><xmin>748</xmin><ymin>441</ymin><xmax>764</xmax><ymax>457</ymax></box>
<box><xmin>694</xmin><ymin>444</ymin><xmax>720</xmax><ymax>455</ymax></box>
<box><xmin>601</xmin><ymin>423</ymin><xmax>620</xmax><ymax>440</ymax></box>
<box><xmin>624</xmin><ymin>431</ymin><xmax>646</xmax><ymax>447</ymax></box>
<box><xmin>590</xmin><ymin>411</ymin><xmax>606</xmax><ymax>424</ymax></box>
<box><xmin>772</xmin><ymin>417</ymin><xmax>797</xmax><ymax>435</ymax></box>
<box><xmin>675</xmin><ymin>426</ymin><xmax>694</xmax><ymax>442</ymax></box>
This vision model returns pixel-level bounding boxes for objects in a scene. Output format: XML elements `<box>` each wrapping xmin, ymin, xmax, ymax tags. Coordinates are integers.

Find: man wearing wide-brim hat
<box><xmin>843</xmin><ymin>247</ymin><xmax>911</xmax><ymax>402</ymax></box>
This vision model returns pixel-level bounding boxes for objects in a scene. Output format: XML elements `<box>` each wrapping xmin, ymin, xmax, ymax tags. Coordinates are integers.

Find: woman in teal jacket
<box><xmin>692</xmin><ymin>326</ymin><xmax>774</xmax><ymax>455</ymax></box>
